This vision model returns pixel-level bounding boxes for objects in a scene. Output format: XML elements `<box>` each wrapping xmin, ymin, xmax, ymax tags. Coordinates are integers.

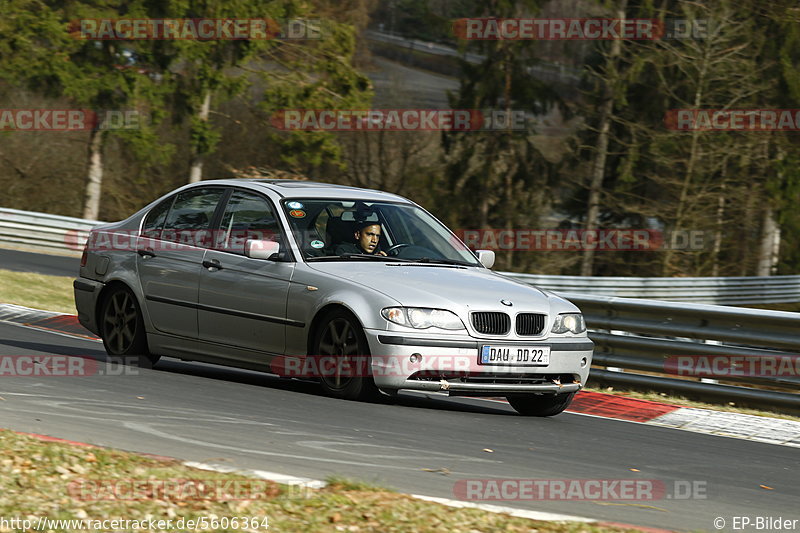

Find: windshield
<box><xmin>281</xmin><ymin>199</ymin><xmax>481</xmax><ymax>266</ymax></box>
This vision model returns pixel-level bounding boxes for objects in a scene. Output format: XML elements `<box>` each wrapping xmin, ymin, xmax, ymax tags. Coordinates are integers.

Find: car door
<box><xmin>136</xmin><ymin>187</ymin><xmax>225</xmax><ymax>339</ymax></box>
<box><xmin>197</xmin><ymin>189</ymin><xmax>295</xmax><ymax>359</ymax></box>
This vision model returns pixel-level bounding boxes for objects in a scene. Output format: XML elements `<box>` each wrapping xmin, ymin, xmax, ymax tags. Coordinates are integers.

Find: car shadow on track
<box><xmin>0</xmin><ymin>340</ymin><xmax>522</xmax><ymax>417</ymax></box>
<box><xmin>390</xmin><ymin>392</ymin><xmax>517</xmax><ymax>416</ymax></box>
<box><xmin>0</xmin><ymin>338</ymin><xmax>106</xmax><ymax>358</ymax></box>
<box><xmin>153</xmin><ymin>358</ymin><xmax>515</xmax><ymax>417</ymax></box>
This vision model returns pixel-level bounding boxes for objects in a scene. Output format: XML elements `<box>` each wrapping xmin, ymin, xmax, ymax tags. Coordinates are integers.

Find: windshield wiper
<box><xmin>409</xmin><ymin>257</ymin><xmax>477</xmax><ymax>266</ymax></box>
<box><xmin>306</xmin><ymin>254</ymin><xmax>410</xmax><ymax>262</ymax></box>
<box><xmin>306</xmin><ymin>254</ymin><xmax>476</xmax><ymax>266</ymax></box>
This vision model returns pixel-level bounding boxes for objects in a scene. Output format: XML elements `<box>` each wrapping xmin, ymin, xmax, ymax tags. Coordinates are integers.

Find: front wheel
<box><xmin>313</xmin><ymin>309</ymin><xmax>380</xmax><ymax>401</ymax></box>
<box><xmin>100</xmin><ymin>286</ymin><xmax>159</xmax><ymax>367</ymax></box>
<box><xmin>506</xmin><ymin>392</ymin><xmax>575</xmax><ymax>417</ymax></box>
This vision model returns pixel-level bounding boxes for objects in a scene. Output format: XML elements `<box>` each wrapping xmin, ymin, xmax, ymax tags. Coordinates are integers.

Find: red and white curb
<box><xmin>0</xmin><ymin>303</ymin><xmax>100</xmax><ymax>341</ymax></box>
<box><xmin>2</xmin><ymin>303</ymin><xmax>799</xmax><ymax>448</ymax></box>
<box><xmin>475</xmin><ymin>390</ymin><xmax>800</xmax><ymax>448</ymax></box>
<box><xmin>646</xmin><ymin>407</ymin><xmax>800</xmax><ymax>447</ymax></box>
<box><xmin>560</xmin><ymin>390</ymin><xmax>800</xmax><ymax>447</ymax></box>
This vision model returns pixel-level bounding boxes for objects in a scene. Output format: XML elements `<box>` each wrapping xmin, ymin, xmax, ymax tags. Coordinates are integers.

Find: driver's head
<box><xmin>355</xmin><ymin>222</ymin><xmax>381</xmax><ymax>254</ymax></box>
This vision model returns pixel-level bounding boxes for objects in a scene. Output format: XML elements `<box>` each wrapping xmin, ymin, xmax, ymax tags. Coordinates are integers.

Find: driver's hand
<box><xmin>376</xmin><ymin>251</ymin><xmax>387</xmax><ymax>256</ymax></box>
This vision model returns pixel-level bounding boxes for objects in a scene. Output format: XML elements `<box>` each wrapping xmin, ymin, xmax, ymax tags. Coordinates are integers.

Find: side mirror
<box><xmin>476</xmin><ymin>249</ymin><xmax>495</xmax><ymax>269</ymax></box>
<box><xmin>245</xmin><ymin>239</ymin><xmax>281</xmax><ymax>260</ymax></box>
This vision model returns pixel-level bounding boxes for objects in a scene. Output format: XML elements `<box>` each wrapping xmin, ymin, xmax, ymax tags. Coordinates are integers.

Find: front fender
<box><xmin>284</xmin><ymin>266</ymin><xmax>401</xmax><ymax>355</ymax></box>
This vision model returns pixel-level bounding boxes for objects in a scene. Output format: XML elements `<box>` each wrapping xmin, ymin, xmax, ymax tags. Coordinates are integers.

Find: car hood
<box><xmin>306</xmin><ymin>262</ymin><xmax>554</xmax><ymax>312</ymax></box>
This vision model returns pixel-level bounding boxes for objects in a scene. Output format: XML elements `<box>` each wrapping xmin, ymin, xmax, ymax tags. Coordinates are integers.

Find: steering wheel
<box><xmin>386</xmin><ymin>243</ymin><xmax>411</xmax><ymax>256</ymax></box>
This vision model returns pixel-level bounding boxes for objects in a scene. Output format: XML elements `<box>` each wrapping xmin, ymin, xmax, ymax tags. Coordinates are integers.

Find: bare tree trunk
<box><xmin>661</xmin><ymin>8</ymin><xmax>723</xmax><ymax>275</ymax></box>
<box><xmin>711</xmin><ymin>181</ymin><xmax>725</xmax><ymax>277</ymax></box>
<box><xmin>188</xmin><ymin>90</ymin><xmax>212</xmax><ymax>184</ymax></box>
<box><xmin>739</xmin><ymin>181</ymin><xmax>755</xmax><ymax>276</ymax></box>
<box><xmin>756</xmin><ymin>206</ymin><xmax>781</xmax><ymax>276</ymax></box>
<box><xmin>479</xmin><ymin>158</ymin><xmax>491</xmax><ymax>229</ymax></box>
<box><xmin>755</xmin><ymin>146</ymin><xmax>786</xmax><ymax>276</ymax></box>
<box><xmin>580</xmin><ymin>0</ymin><xmax>626</xmax><ymax>277</ymax></box>
<box><xmin>662</xmin><ymin>62</ymin><xmax>707</xmax><ymax>275</ymax></box>
<box><xmin>503</xmin><ymin>55</ymin><xmax>514</xmax><ymax>270</ymax></box>
<box><xmin>82</xmin><ymin>128</ymin><xmax>104</xmax><ymax>220</ymax></box>
<box><xmin>661</xmin><ymin>128</ymin><xmax>702</xmax><ymax>275</ymax></box>
<box><xmin>711</xmin><ymin>158</ymin><xmax>729</xmax><ymax>277</ymax></box>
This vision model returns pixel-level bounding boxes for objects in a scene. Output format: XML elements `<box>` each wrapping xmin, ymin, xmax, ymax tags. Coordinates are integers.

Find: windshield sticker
<box><xmin>287</xmin><ymin>201</ymin><xmax>304</xmax><ymax>209</ymax></box>
<box><xmin>289</xmin><ymin>209</ymin><xmax>306</xmax><ymax>218</ymax></box>
<box><xmin>310</xmin><ymin>240</ymin><xmax>324</xmax><ymax>249</ymax></box>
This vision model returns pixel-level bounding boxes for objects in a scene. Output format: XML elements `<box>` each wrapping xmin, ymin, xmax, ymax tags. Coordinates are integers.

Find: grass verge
<box><xmin>0</xmin><ymin>430</ymin><xmax>638</xmax><ymax>533</ymax></box>
<box><xmin>0</xmin><ymin>268</ymin><xmax>75</xmax><ymax>314</ymax></box>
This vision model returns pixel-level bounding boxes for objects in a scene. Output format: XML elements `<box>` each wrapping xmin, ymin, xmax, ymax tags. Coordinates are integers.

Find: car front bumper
<box><xmin>365</xmin><ymin>329</ymin><xmax>593</xmax><ymax>395</ymax></box>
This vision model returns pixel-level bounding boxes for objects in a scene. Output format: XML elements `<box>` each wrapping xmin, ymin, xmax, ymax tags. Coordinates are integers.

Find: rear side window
<box><xmin>162</xmin><ymin>188</ymin><xmax>224</xmax><ymax>247</ymax></box>
<box><xmin>141</xmin><ymin>197</ymin><xmax>173</xmax><ymax>239</ymax></box>
<box><xmin>216</xmin><ymin>191</ymin><xmax>281</xmax><ymax>254</ymax></box>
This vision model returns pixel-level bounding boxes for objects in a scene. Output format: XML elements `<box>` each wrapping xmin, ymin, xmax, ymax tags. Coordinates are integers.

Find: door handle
<box><xmin>137</xmin><ymin>248</ymin><xmax>156</xmax><ymax>258</ymax></box>
<box><xmin>202</xmin><ymin>258</ymin><xmax>222</xmax><ymax>270</ymax></box>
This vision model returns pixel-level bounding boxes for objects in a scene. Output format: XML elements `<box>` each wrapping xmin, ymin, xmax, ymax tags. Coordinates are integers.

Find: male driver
<box><xmin>334</xmin><ymin>220</ymin><xmax>387</xmax><ymax>256</ymax></box>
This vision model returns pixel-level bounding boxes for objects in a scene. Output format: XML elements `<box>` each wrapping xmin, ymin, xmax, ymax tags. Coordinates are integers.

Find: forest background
<box><xmin>1</xmin><ymin>0</ymin><xmax>798</xmax><ymax>277</ymax></box>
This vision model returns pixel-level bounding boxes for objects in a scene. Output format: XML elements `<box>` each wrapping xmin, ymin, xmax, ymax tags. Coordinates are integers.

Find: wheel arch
<box><xmin>95</xmin><ymin>280</ymin><xmax>140</xmax><ymax>335</ymax></box>
<box><xmin>306</xmin><ymin>303</ymin><xmax>367</xmax><ymax>356</ymax></box>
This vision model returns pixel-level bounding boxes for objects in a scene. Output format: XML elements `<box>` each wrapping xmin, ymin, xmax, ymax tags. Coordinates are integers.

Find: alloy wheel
<box><xmin>103</xmin><ymin>290</ymin><xmax>138</xmax><ymax>354</ymax></box>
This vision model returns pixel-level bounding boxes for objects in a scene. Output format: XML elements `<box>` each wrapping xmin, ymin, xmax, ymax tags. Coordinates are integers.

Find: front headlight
<box><xmin>551</xmin><ymin>313</ymin><xmax>586</xmax><ymax>334</ymax></box>
<box><xmin>381</xmin><ymin>307</ymin><xmax>465</xmax><ymax>330</ymax></box>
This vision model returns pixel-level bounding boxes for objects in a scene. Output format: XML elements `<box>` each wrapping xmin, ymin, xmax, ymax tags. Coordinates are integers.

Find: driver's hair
<box><xmin>355</xmin><ymin>220</ymin><xmax>381</xmax><ymax>233</ymax></box>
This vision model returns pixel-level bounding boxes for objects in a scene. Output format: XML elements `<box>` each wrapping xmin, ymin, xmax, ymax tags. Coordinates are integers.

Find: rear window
<box><xmin>161</xmin><ymin>188</ymin><xmax>224</xmax><ymax>247</ymax></box>
<box><xmin>141</xmin><ymin>197</ymin><xmax>173</xmax><ymax>239</ymax></box>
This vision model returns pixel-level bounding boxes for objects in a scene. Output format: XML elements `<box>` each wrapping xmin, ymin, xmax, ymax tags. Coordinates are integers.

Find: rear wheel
<box><xmin>506</xmin><ymin>392</ymin><xmax>575</xmax><ymax>417</ymax></box>
<box><xmin>313</xmin><ymin>309</ymin><xmax>380</xmax><ymax>401</ymax></box>
<box><xmin>100</xmin><ymin>286</ymin><xmax>159</xmax><ymax>367</ymax></box>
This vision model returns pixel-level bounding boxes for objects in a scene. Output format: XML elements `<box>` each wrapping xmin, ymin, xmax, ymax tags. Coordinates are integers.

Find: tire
<box><xmin>100</xmin><ymin>286</ymin><xmax>160</xmax><ymax>368</ymax></box>
<box><xmin>506</xmin><ymin>392</ymin><xmax>575</xmax><ymax>417</ymax></box>
<box><xmin>312</xmin><ymin>309</ymin><xmax>380</xmax><ymax>401</ymax></box>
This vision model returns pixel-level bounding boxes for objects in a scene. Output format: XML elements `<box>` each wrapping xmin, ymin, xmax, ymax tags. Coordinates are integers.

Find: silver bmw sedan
<box><xmin>74</xmin><ymin>179</ymin><xmax>593</xmax><ymax>416</ymax></box>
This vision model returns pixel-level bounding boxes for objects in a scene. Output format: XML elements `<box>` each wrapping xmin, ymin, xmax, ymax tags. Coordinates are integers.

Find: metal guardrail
<box><xmin>559</xmin><ymin>293</ymin><xmax>800</xmax><ymax>412</ymax></box>
<box><xmin>505</xmin><ymin>272</ymin><xmax>800</xmax><ymax>305</ymax></box>
<box><xmin>0</xmin><ymin>208</ymin><xmax>99</xmax><ymax>256</ymax></box>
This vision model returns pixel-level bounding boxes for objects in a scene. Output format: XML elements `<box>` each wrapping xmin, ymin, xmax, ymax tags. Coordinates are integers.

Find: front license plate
<box><xmin>480</xmin><ymin>345</ymin><xmax>550</xmax><ymax>366</ymax></box>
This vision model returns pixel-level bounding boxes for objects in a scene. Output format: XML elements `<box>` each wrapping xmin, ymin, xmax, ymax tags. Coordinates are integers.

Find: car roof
<box><xmin>199</xmin><ymin>178</ymin><xmax>411</xmax><ymax>203</ymax></box>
